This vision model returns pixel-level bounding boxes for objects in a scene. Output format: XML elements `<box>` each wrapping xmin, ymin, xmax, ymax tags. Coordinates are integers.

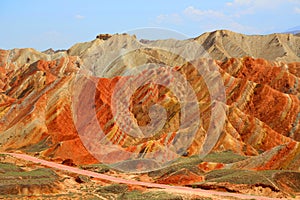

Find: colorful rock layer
<box><xmin>0</xmin><ymin>44</ymin><xmax>299</xmax><ymax>171</ymax></box>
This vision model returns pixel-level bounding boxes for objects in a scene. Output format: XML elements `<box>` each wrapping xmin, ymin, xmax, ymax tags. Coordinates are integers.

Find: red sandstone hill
<box><xmin>0</xmin><ymin>51</ymin><xmax>299</xmax><ymax>168</ymax></box>
<box><xmin>0</xmin><ymin>31</ymin><xmax>300</xmax><ymax>198</ymax></box>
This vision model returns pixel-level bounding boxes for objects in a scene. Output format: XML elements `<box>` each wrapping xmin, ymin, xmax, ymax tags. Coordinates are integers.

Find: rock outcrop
<box><xmin>96</xmin><ymin>33</ymin><xmax>113</xmax><ymax>40</ymax></box>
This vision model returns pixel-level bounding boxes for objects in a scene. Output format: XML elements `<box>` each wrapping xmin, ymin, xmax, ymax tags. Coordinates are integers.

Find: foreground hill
<box><xmin>0</xmin><ymin>30</ymin><xmax>300</xmax><ymax>198</ymax></box>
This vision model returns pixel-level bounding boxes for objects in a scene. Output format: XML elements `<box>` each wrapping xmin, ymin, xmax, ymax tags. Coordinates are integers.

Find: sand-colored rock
<box><xmin>66</xmin><ymin>30</ymin><xmax>300</xmax><ymax>79</ymax></box>
<box><xmin>195</xmin><ymin>30</ymin><xmax>300</xmax><ymax>62</ymax></box>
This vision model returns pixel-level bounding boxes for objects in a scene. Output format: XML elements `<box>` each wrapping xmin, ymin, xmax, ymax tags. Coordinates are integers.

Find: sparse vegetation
<box><xmin>117</xmin><ymin>190</ymin><xmax>184</xmax><ymax>200</ymax></box>
<box><xmin>204</xmin><ymin>169</ymin><xmax>275</xmax><ymax>185</ymax></box>
<box><xmin>80</xmin><ymin>163</ymin><xmax>111</xmax><ymax>173</ymax></box>
<box><xmin>0</xmin><ymin>162</ymin><xmax>23</xmax><ymax>173</ymax></box>
<box><xmin>202</xmin><ymin>151</ymin><xmax>247</xmax><ymax>164</ymax></box>
<box><xmin>148</xmin><ymin>155</ymin><xmax>204</xmax><ymax>178</ymax></box>
<box><xmin>20</xmin><ymin>138</ymin><xmax>51</xmax><ymax>153</ymax></box>
<box><xmin>0</xmin><ymin>163</ymin><xmax>58</xmax><ymax>189</ymax></box>
<box><xmin>96</xmin><ymin>183</ymin><xmax>128</xmax><ymax>194</ymax></box>
<box><xmin>0</xmin><ymin>162</ymin><xmax>59</xmax><ymax>195</ymax></box>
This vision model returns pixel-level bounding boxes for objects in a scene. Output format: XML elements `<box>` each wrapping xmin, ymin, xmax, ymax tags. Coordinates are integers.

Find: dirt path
<box><xmin>4</xmin><ymin>152</ymin><xmax>282</xmax><ymax>200</ymax></box>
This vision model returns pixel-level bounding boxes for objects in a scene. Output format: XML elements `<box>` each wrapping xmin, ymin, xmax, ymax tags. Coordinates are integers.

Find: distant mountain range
<box><xmin>284</xmin><ymin>25</ymin><xmax>300</xmax><ymax>34</ymax></box>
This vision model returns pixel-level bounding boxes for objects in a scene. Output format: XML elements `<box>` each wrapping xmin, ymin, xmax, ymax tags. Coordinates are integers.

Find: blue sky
<box><xmin>1</xmin><ymin>0</ymin><xmax>300</xmax><ymax>50</ymax></box>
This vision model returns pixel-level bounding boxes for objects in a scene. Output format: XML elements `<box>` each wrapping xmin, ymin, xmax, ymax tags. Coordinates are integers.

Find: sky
<box><xmin>0</xmin><ymin>0</ymin><xmax>300</xmax><ymax>51</ymax></box>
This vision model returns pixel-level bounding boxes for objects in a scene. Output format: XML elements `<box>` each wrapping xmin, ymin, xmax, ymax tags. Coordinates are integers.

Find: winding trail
<box><xmin>4</xmin><ymin>152</ymin><xmax>282</xmax><ymax>200</ymax></box>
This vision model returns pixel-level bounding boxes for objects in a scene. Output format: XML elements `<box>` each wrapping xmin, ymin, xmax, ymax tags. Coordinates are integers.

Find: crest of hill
<box><xmin>65</xmin><ymin>30</ymin><xmax>300</xmax><ymax>77</ymax></box>
<box><xmin>194</xmin><ymin>30</ymin><xmax>300</xmax><ymax>63</ymax></box>
<box><xmin>2</xmin><ymin>30</ymin><xmax>299</xmax><ymax>75</ymax></box>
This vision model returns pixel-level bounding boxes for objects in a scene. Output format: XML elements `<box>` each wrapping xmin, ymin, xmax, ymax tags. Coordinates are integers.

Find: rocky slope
<box><xmin>0</xmin><ymin>30</ymin><xmax>300</xmax><ymax>198</ymax></box>
<box><xmin>66</xmin><ymin>31</ymin><xmax>300</xmax><ymax>77</ymax></box>
<box><xmin>196</xmin><ymin>30</ymin><xmax>300</xmax><ymax>62</ymax></box>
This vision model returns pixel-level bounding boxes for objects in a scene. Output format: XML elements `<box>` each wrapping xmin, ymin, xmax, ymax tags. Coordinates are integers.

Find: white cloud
<box><xmin>227</xmin><ymin>22</ymin><xmax>260</xmax><ymax>33</ymax></box>
<box><xmin>228</xmin><ymin>0</ymin><xmax>280</xmax><ymax>7</ymax></box>
<box><xmin>288</xmin><ymin>0</ymin><xmax>300</xmax><ymax>4</ymax></box>
<box><xmin>227</xmin><ymin>0</ymin><xmax>300</xmax><ymax>10</ymax></box>
<box><xmin>153</xmin><ymin>5</ymin><xmax>266</xmax><ymax>35</ymax></box>
<box><xmin>181</xmin><ymin>6</ymin><xmax>261</xmax><ymax>34</ymax></box>
<box><xmin>225</xmin><ymin>0</ymin><xmax>300</xmax><ymax>17</ymax></box>
<box><xmin>183</xmin><ymin>6</ymin><xmax>225</xmax><ymax>20</ymax></box>
<box><xmin>156</xmin><ymin>14</ymin><xmax>183</xmax><ymax>25</ymax></box>
<box><xmin>153</xmin><ymin>1</ymin><xmax>299</xmax><ymax>35</ymax></box>
<box><xmin>75</xmin><ymin>14</ymin><xmax>85</xmax><ymax>20</ymax></box>
<box><xmin>230</xmin><ymin>0</ymin><xmax>252</xmax><ymax>5</ymax></box>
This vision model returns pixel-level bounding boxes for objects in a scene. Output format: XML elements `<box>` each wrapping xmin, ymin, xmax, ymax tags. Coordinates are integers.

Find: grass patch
<box><xmin>204</xmin><ymin>169</ymin><xmax>278</xmax><ymax>185</ymax></box>
<box><xmin>202</xmin><ymin>151</ymin><xmax>247</xmax><ymax>164</ymax></box>
<box><xmin>4</xmin><ymin>168</ymin><xmax>56</xmax><ymax>177</ymax></box>
<box><xmin>148</xmin><ymin>151</ymin><xmax>246</xmax><ymax>178</ymax></box>
<box><xmin>191</xmin><ymin>169</ymin><xmax>300</xmax><ymax>196</ymax></box>
<box><xmin>0</xmin><ymin>166</ymin><xmax>59</xmax><ymax>195</ymax></box>
<box><xmin>117</xmin><ymin>190</ymin><xmax>184</xmax><ymax>200</ymax></box>
<box><xmin>0</xmin><ymin>168</ymin><xmax>58</xmax><ymax>186</ymax></box>
<box><xmin>0</xmin><ymin>162</ymin><xmax>23</xmax><ymax>173</ymax></box>
<box><xmin>19</xmin><ymin>138</ymin><xmax>51</xmax><ymax>153</ymax></box>
<box><xmin>148</xmin><ymin>155</ymin><xmax>203</xmax><ymax>178</ymax></box>
<box><xmin>96</xmin><ymin>184</ymin><xmax>128</xmax><ymax>194</ymax></box>
<box><xmin>80</xmin><ymin>163</ymin><xmax>111</xmax><ymax>173</ymax></box>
